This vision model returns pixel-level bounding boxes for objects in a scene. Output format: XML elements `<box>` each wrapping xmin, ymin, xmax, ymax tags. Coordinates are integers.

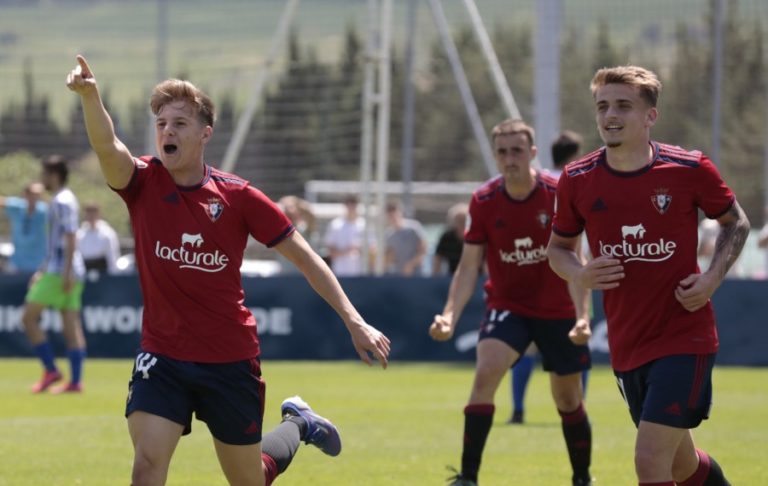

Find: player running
<box><xmin>430</xmin><ymin>119</ymin><xmax>593</xmax><ymax>486</ymax></box>
<box><xmin>547</xmin><ymin>65</ymin><xmax>747</xmax><ymax>486</ymax></box>
<box><xmin>67</xmin><ymin>55</ymin><xmax>390</xmax><ymax>486</ymax></box>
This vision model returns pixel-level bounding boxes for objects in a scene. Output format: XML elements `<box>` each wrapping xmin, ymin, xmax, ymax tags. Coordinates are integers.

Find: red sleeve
<box><xmin>551</xmin><ymin>173</ymin><xmax>584</xmax><ymax>237</ymax></box>
<box><xmin>241</xmin><ymin>185</ymin><xmax>295</xmax><ymax>247</ymax></box>
<box><xmin>695</xmin><ymin>156</ymin><xmax>735</xmax><ymax>219</ymax></box>
<box><xmin>113</xmin><ymin>156</ymin><xmax>153</xmax><ymax>206</ymax></box>
<box><xmin>464</xmin><ymin>194</ymin><xmax>487</xmax><ymax>245</ymax></box>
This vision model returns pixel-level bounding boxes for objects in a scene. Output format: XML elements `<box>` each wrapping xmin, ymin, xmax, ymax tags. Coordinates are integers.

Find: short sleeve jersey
<box><xmin>46</xmin><ymin>188</ymin><xmax>86</xmax><ymax>279</ymax></box>
<box><xmin>116</xmin><ymin>157</ymin><xmax>294</xmax><ymax>363</ymax></box>
<box><xmin>553</xmin><ymin>142</ymin><xmax>735</xmax><ymax>371</ymax></box>
<box><xmin>466</xmin><ymin>173</ymin><xmax>574</xmax><ymax>319</ymax></box>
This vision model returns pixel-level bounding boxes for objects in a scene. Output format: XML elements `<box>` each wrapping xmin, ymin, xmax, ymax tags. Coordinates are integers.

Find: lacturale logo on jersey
<box><xmin>154</xmin><ymin>232</ymin><xmax>229</xmax><ymax>272</ymax></box>
<box><xmin>499</xmin><ymin>237</ymin><xmax>547</xmax><ymax>266</ymax></box>
<box><xmin>598</xmin><ymin>223</ymin><xmax>677</xmax><ymax>262</ymax></box>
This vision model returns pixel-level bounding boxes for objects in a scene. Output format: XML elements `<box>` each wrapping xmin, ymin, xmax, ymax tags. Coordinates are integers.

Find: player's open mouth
<box><xmin>605</xmin><ymin>124</ymin><xmax>622</xmax><ymax>132</ymax></box>
<box><xmin>164</xmin><ymin>144</ymin><xmax>178</xmax><ymax>154</ymax></box>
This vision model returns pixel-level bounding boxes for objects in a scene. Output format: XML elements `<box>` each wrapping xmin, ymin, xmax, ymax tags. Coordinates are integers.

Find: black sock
<box><xmin>261</xmin><ymin>417</ymin><xmax>304</xmax><ymax>473</ymax></box>
<box><xmin>559</xmin><ymin>402</ymin><xmax>591</xmax><ymax>481</ymax></box>
<box><xmin>461</xmin><ymin>403</ymin><xmax>495</xmax><ymax>481</ymax></box>
<box><xmin>702</xmin><ymin>451</ymin><xmax>730</xmax><ymax>486</ymax></box>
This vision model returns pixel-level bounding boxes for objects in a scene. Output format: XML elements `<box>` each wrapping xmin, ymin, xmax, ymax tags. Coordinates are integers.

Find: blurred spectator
<box><xmin>757</xmin><ymin>206</ymin><xmax>768</xmax><ymax>278</ymax></box>
<box><xmin>324</xmin><ymin>195</ymin><xmax>369</xmax><ymax>276</ymax></box>
<box><xmin>384</xmin><ymin>200</ymin><xmax>427</xmax><ymax>276</ymax></box>
<box><xmin>77</xmin><ymin>202</ymin><xmax>121</xmax><ymax>275</ymax></box>
<box><xmin>432</xmin><ymin>202</ymin><xmax>468</xmax><ymax>276</ymax></box>
<box><xmin>0</xmin><ymin>182</ymin><xmax>48</xmax><ymax>274</ymax></box>
<box><xmin>549</xmin><ymin>130</ymin><xmax>584</xmax><ymax>177</ymax></box>
<box><xmin>277</xmin><ymin>195</ymin><xmax>317</xmax><ymax>274</ymax></box>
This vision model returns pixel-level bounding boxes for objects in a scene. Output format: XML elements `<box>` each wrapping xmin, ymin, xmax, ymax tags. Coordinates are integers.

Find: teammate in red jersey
<box><xmin>430</xmin><ymin>119</ymin><xmax>593</xmax><ymax>486</ymax></box>
<box><xmin>67</xmin><ymin>55</ymin><xmax>390</xmax><ymax>486</ymax></box>
<box><xmin>547</xmin><ymin>65</ymin><xmax>749</xmax><ymax>486</ymax></box>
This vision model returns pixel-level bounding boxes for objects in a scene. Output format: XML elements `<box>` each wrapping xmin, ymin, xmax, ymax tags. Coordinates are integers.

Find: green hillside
<box><xmin>2</xmin><ymin>0</ymin><xmax>765</xmax><ymax>125</ymax></box>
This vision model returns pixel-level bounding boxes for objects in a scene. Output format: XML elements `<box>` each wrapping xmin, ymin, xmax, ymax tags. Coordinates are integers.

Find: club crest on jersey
<box><xmin>206</xmin><ymin>198</ymin><xmax>224</xmax><ymax>222</ymax></box>
<box><xmin>651</xmin><ymin>189</ymin><xmax>672</xmax><ymax>214</ymax></box>
<box><xmin>536</xmin><ymin>210</ymin><xmax>550</xmax><ymax>229</ymax></box>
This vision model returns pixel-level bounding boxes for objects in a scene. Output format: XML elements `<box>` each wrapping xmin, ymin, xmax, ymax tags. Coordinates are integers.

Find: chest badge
<box><xmin>536</xmin><ymin>210</ymin><xmax>550</xmax><ymax>229</ymax></box>
<box><xmin>206</xmin><ymin>197</ymin><xmax>224</xmax><ymax>222</ymax></box>
<box><xmin>651</xmin><ymin>188</ymin><xmax>672</xmax><ymax>215</ymax></box>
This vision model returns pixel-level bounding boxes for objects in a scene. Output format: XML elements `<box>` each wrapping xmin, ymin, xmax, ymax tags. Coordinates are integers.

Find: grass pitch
<box><xmin>0</xmin><ymin>359</ymin><xmax>766</xmax><ymax>485</ymax></box>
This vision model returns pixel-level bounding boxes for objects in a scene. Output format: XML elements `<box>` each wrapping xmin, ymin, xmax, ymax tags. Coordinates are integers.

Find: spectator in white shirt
<box><xmin>77</xmin><ymin>203</ymin><xmax>120</xmax><ymax>274</ymax></box>
<box><xmin>324</xmin><ymin>195</ymin><xmax>371</xmax><ymax>276</ymax></box>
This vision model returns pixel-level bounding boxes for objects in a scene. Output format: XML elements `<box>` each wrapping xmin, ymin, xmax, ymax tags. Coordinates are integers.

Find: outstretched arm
<box><xmin>66</xmin><ymin>55</ymin><xmax>134</xmax><ymax>190</ymax></box>
<box><xmin>275</xmin><ymin>231</ymin><xmax>391</xmax><ymax>368</ymax></box>
<box><xmin>428</xmin><ymin>243</ymin><xmax>483</xmax><ymax>341</ymax></box>
<box><xmin>676</xmin><ymin>201</ymin><xmax>750</xmax><ymax>311</ymax></box>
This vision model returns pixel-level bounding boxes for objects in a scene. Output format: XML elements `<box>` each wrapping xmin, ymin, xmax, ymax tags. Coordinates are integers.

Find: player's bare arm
<box><xmin>675</xmin><ymin>201</ymin><xmax>750</xmax><ymax>312</ymax></box>
<box><xmin>61</xmin><ymin>231</ymin><xmax>77</xmax><ymax>293</ymax></box>
<box><xmin>275</xmin><ymin>231</ymin><xmax>391</xmax><ymax>368</ymax></box>
<box><xmin>547</xmin><ymin>233</ymin><xmax>624</xmax><ymax>290</ymax></box>
<box><xmin>66</xmin><ymin>55</ymin><xmax>134</xmax><ymax>189</ymax></box>
<box><xmin>429</xmin><ymin>243</ymin><xmax>483</xmax><ymax>341</ymax></box>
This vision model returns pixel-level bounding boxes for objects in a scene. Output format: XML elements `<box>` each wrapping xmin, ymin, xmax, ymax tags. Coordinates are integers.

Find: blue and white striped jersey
<box><xmin>45</xmin><ymin>187</ymin><xmax>85</xmax><ymax>279</ymax></box>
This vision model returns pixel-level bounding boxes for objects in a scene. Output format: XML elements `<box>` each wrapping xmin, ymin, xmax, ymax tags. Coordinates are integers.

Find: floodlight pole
<box><xmin>533</xmin><ymin>0</ymin><xmax>562</xmax><ymax>169</ymax></box>
<box><xmin>426</xmin><ymin>0</ymin><xmax>496</xmax><ymax>177</ymax></box>
<box><xmin>400</xmin><ymin>0</ymin><xmax>418</xmax><ymax>219</ymax></box>
<box><xmin>145</xmin><ymin>0</ymin><xmax>168</xmax><ymax>156</ymax></box>
<box><xmin>220</xmin><ymin>0</ymin><xmax>300</xmax><ymax>173</ymax></box>
<box><xmin>359</xmin><ymin>0</ymin><xmax>378</xmax><ymax>274</ymax></box>
<box><xmin>373</xmin><ymin>0</ymin><xmax>393</xmax><ymax>275</ymax></box>
<box><xmin>711</xmin><ymin>0</ymin><xmax>725</xmax><ymax>166</ymax></box>
<box><xmin>461</xmin><ymin>0</ymin><xmax>521</xmax><ymax>120</ymax></box>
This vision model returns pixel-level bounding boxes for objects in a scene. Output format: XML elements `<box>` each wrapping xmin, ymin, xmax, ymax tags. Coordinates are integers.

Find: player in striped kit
<box><xmin>22</xmin><ymin>155</ymin><xmax>87</xmax><ymax>394</ymax></box>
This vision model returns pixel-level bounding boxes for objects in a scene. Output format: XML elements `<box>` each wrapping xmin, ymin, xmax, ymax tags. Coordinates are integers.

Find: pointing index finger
<box><xmin>76</xmin><ymin>55</ymin><xmax>93</xmax><ymax>79</ymax></box>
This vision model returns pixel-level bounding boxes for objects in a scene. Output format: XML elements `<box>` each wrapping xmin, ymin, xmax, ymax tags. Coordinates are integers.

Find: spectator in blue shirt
<box><xmin>1</xmin><ymin>182</ymin><xmax>48</xmax><ymax>273</ymax></box>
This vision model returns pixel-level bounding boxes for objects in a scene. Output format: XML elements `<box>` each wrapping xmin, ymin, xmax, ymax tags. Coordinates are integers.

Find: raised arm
<box><xmin>66</xmin><ymin>55</ymin><xmax>134</xmax><ymax>190</ymax></box>
<box><xmin>274</xmin><ymin>231</ymin><xmax>391</xmax><ymax>368</ymax></box>
<box><xmin>428</xmin><ymin>243</ymin><xmax>484</xmax><ymax>341</ymax></box>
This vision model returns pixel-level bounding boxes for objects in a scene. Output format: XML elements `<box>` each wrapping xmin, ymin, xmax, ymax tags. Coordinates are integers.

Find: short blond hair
<box><xmin>150</xmin><ymin>79</ymin><xmax>215</xmax><ymax>127</ymax></box>
<box><xmin>491</xmin><ymin>118</ymin><xmax>535</xmax><ymax>146</ymax></box>
<box><xmin>590</xmin><ymin>65</ymin><xmax>662</xmax><ymax>107</ymax></box>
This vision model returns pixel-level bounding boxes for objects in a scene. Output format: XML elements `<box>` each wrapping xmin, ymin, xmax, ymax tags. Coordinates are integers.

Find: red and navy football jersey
<box><xmin>553</xmin><ymin>142</ymin><xmax>735</xmax><ymax>371</ymax></box>
<box><xmin>116</xmin><ymin>157</ymin><xmax>294</xmax><ymax>363</ymax></box>
<box><xmin>466</xmin><ymin>172</ymin><xmax>575</xmax><ymax>319</ymax></box>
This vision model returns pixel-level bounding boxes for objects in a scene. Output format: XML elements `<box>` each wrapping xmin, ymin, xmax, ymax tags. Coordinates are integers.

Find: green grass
<box><xmin>0</xmin><ymin>359</ymin><xmax>766</xmax><ymax>485</ymax></box>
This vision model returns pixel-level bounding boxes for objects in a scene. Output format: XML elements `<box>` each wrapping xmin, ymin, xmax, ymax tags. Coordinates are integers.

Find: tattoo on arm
<box><xmin>710</xmin><ymin>203</ymin><xmax>750</xmax><ymax>280</ymax></box>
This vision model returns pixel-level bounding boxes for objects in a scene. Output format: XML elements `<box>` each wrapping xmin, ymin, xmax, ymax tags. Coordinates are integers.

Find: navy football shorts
<box><xmin>478</xmin><ymin>309</ymin><xmax>591</xmax><ymax>375</ymax></box>
<box><xmin>125</xmin><ymin>350</ymin><xmax>266</xmax><ymax>445</ymax></box>
<box><xmin>614</xmin><ymin>353</ymin><xmax>715</xmax><ymax>429</ymax></box>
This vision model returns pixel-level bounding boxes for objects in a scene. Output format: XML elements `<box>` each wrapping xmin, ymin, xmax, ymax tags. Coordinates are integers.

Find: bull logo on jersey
<box><xmin>651</xmin><ymin>188</ymin><xmax>672</xmax><ymax>215</ymax></box>
<box><xmin>598</xmin><ymin>223</ymin><xmax>677</xmax><ymax>263</ymax></box>
<box><xmin>536</xmin><ymin>210</ymin><xmax>550</xmax><ymax>229</ymax></box>
<box><xmin>499</xmin><ymin>236</ymin><xmax>547</xmax><ymax>266</ymax></box>
<box><xmin>206</xmin><ymin>198</ymin><xmax>224</xmax><ymax>222</ymax></box>
<box><xmin>154</xmin><ymin>232</ymin><xmax>230</xmax><ymax>272</ymax></box>
<box><xmin>181</xmin><ymin>233</ymin><xmax>204</xmax><ymax>248</ymax></box>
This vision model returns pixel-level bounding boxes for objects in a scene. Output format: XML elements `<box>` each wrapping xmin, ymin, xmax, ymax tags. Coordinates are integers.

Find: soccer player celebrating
<box><xmin>66</xmin><ymin>55</ymin><xmax>391</xmax><ymax>486</ymax></box>
<box><xmin>547</xmin><ymin>65</ymin><xmax>748</xmax><ymax>486</ymax></box>
<box><xmin>430</xmin><ymin>119</ymin><xmax>593</xmax><ymax>486</ymax></box>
